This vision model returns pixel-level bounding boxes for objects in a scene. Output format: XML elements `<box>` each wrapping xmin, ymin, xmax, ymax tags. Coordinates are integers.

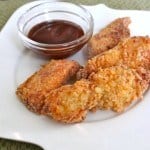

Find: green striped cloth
<box><xmin>1</xmin><ymin>0</ymin><xmax>150</xmax><ymax>29</ymax></box>
<box><xmin>0</xmin><ymin>0</ymin><xmax>150</xmax><ymax>149</ymax></box>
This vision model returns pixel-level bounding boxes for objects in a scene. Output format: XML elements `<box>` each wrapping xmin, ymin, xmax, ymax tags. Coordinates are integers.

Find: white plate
<box><xmin>0</xmin><ymin>1</ymin><xmax>150</xmax><ymax>150</ymax></box>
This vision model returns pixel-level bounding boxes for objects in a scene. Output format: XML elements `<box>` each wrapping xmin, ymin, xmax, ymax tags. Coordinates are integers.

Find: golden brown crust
<box><xmin>16</xmin><ymin>59</ymin><xmax>80</xmax><ymax>114</ymax></box>
<box><xmin>42</xmin><ymin>66</ymin><xmax>149</xmax><ymax>123</ymax></box>
<box><xmin>78</xmin><ymin>36</ymin><xmax>150</xmax><ymax>79</ymax></box>
<box><xmin>89</xmin><ymin>17</ymin><xmax>131</xmax><ymax>57</ymax></box>
<box><xmin>89</xmin><ymin>66</ymin><xmax>150</xmax><ymax>112</ymax></box>
<box><xmin>42</xmin><ymin>80</ymin><xmax>97</xmax><ymax>123</ymax></box>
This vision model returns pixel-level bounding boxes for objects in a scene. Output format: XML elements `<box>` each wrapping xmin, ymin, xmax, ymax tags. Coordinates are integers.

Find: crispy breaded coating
<box><xmin>78</xmin><ymin>36</ymin><xmax>150</xmax><ymax>79</ymax></box>
<box><xmin>16</xmin><ymin>59</ymin><xmax>80</xmax><ymax>114</ymax></box>
<box><xmin>42</xmin><ymin>80</ymin><xmax>97</xmax><ymax>123</ymax></box>
<box><xmin>89</xmin><ymin>17</ymin><xmax>131</xmax><ymax>57</ymax></box>
<box><xmin>89</xmin><ymin>66</ymin><xmax>150</xmax><ymax>112</ymax></box>
<box><xmin>42</xmin><ymin>66</ymin><xmax>149</xmax><ymax>123</ymax></box>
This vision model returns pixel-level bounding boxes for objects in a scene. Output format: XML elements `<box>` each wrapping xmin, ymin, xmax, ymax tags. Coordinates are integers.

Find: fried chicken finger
<box><xmin>89</xmin><ymin>17</ymin><xmax>131</xmax><ymax>57</ymax></box>
<box><xmin>16</xmin><ymin>59</ymin><xmax>80</xmax><ymax>114</ymax></box>
<box><xmin>78</xmin><ymin>36</ymin><xmax>150</xmax><ymax>79</ymax></box>
<box><xmin>89</xmin><ymin>66</ymin><xmax>150</xmax><ymax>112</ymax></box>
<box><xmin>42</xmin><ymin>80</ymin><xmax>97</xmax><ymax>123</ymax></box>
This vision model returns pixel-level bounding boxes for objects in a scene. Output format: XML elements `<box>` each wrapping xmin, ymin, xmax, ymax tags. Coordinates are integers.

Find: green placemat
<box><xmin>0</xmin><ymin>0</ymin><xmax>150</xmax><ymax>29</ymax></box>
<box><xmin>0</xmin><ymin>0</ymin><xmax>150</xmax><ymax>150</ymax></box>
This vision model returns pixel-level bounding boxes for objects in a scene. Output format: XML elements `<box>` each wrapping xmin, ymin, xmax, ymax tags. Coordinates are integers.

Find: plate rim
<box><xmin>0</xmin><ymin>1</ymin><xmax>150</xmax><ymax>149</ymax></box>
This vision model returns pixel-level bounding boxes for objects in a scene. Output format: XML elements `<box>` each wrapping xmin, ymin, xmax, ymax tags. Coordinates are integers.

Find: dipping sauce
<box><xmin>28</xmin><ymin>20</ymin><xmax>84</xmax><ymax>44</ymax></box>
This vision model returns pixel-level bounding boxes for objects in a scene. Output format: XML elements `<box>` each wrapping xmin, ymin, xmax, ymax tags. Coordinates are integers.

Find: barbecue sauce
<box><xmin>28</xmin><ymin>20</ymin><xmax>84</xmax><ymax>44</ymax></box>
